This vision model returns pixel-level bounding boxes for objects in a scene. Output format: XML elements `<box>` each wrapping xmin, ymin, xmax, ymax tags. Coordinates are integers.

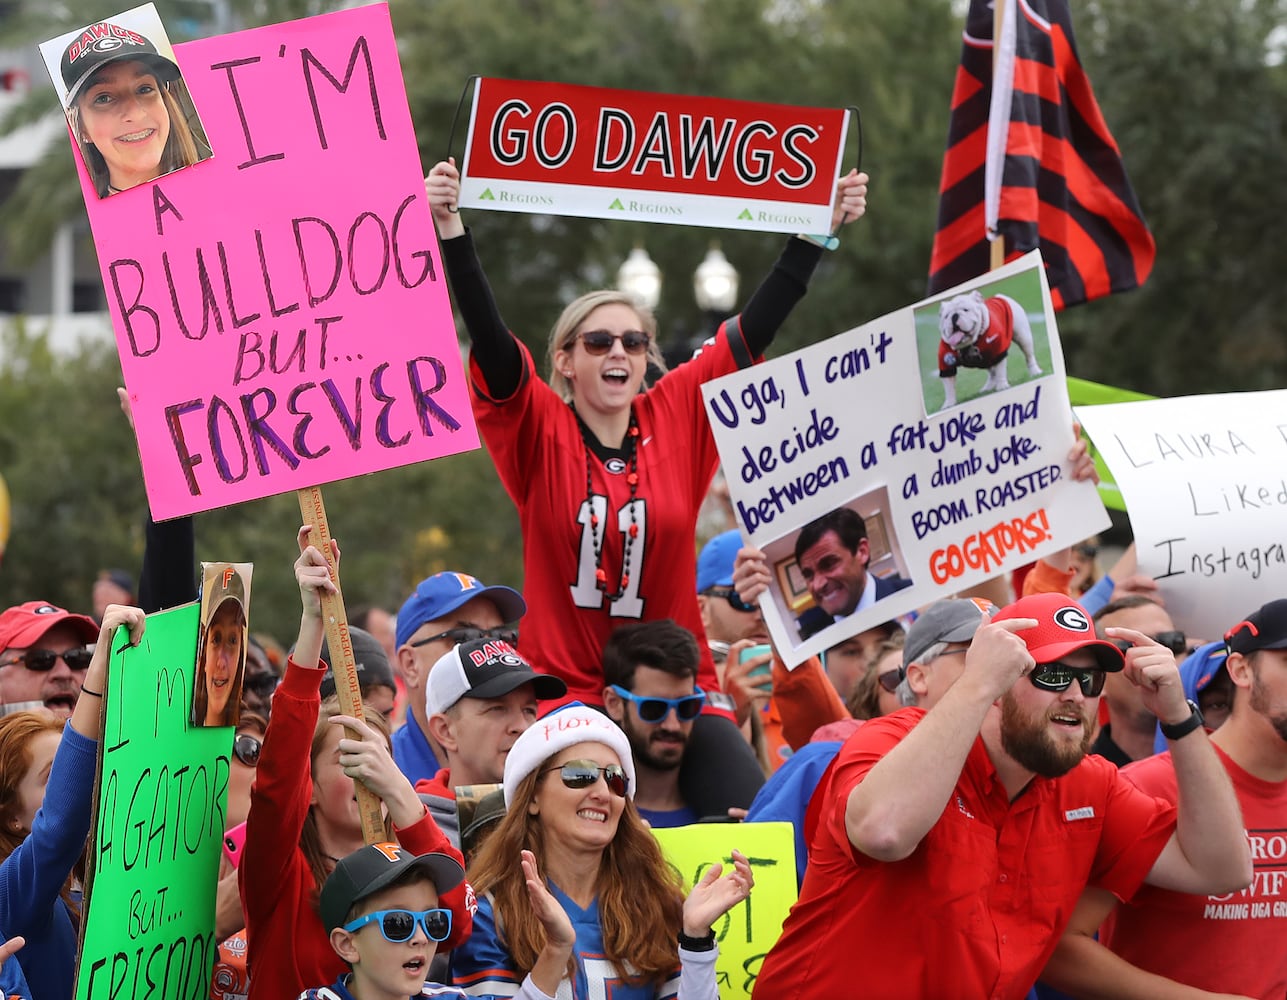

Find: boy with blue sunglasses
<box><xmin>310</xmin><ymin>843</ymin><xmax>470</xmax><ymax>1000</ymax></box>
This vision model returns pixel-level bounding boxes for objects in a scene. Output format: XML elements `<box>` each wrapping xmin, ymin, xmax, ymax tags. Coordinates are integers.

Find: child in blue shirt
<box><xmin>299</xmin><ymin>843</ymin><xmax>469</xmax><ymax>1000</ymax></box>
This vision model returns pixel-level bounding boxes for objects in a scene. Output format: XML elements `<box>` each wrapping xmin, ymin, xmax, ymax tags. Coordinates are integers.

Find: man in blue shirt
<box><xmin>392</xmin><ymin>572</ymin><xmax>528</xmax><ymax>786</ymax></box>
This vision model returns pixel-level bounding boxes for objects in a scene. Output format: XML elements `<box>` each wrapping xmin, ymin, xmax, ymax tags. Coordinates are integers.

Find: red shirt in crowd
<box><xmin>753</xmin><ymin>708</ymin><xmax>1176</xmax><ymax>1000</ymax></box>
<box><xmin>239</xmin><ymin>658</ymin><xmax>472</xmax><ymax>1000</ymax></box>
<box><xmin>469</xmin><ymin>337</ymin><xmax>741</xmax><ymax>718</ymax></box>
<box><xmin>1101</xmin><ymin>744</ymin><xmax>1287</xmax><ymax>998</ymax></box>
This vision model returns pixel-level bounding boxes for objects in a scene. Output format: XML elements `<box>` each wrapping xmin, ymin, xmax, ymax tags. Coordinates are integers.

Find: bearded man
<box><xmin>753</xmin><ymin>593</ymin><xmax>1251</xmax><ymax>1000</ymax></box>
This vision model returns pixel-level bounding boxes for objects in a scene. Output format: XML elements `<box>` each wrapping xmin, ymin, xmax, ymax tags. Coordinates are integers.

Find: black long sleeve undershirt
<box><xmin>439</xmin><ymin>230</ymin><xmax>827</xmax><ymax>401</ymax></box>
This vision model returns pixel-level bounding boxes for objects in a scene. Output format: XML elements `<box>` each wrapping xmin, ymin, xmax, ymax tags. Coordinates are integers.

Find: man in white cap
<box><xmin>415</xmin><ymin>636</ymin><xmax>565</xmax><ymax>846</ymax></box>
<box><xmin>392</xmin><ymin>571</ymin><xmax>529</xmax><ymax>784</ymax></box>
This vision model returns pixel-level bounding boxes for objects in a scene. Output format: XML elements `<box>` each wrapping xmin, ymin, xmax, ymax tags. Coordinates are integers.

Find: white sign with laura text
<box><xmin>1075</xmin><ymin>391</ymin><xmax>1287</xmax><ymax>640</ymax></box>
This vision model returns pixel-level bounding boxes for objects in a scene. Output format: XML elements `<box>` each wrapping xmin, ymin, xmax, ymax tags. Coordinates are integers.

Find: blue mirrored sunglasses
<box><xmin>342</xmin><ymin>907</ymin><xmax>452</xmax><ymax>943</ymax></box>
<box><xmin>609</xmin><ymin>684</ymin><xmax>705</xmax><ymax>723</ymax></box>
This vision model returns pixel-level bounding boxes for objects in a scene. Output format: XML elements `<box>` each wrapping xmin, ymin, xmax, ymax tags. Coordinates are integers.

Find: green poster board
<box><xmin>652</xmin><ymin>822</ymin><xmax>796</xmax><ymax>999</ymax></box>
<box><xmin>75</xmin><ymin>602</ymin><xmax>232</xmax><ymax>1000</ymax></box>
<box><xmin>1067</xmin><ymin>376</ymin><xmax>1155</xmax><ymax>512</ymax></box>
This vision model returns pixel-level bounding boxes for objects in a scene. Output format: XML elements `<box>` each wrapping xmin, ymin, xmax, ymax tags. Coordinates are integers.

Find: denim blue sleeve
<box><xmin>0</xmin><ymin>723</ymin><xmax>96</xmax><ymax>939</ymax></box>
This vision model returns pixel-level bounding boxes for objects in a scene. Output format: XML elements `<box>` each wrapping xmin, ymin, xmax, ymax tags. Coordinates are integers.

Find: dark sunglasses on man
<box><xmin>1111</xmin><ymin>631</ymin><xmax>1186</xmax><ymax>657</ymax></box>
<box><xmin>0</xmin><ymin>647</ymin><xmax>94</xmax><ymax>672</ymax></box>
<box><xmin>702</xmin><ymin>587</ymin><xmax>757</xmax><ymax>614</ymax></box>
<box><xmin>1028</xmin><ymin>662</ymin><xmax>1106</xmax><ymax>698</ymax></box>
<box><xmin>409</xmin><ymin>625</ymin><xmax>518</xmax><ymax>650</ymax></box>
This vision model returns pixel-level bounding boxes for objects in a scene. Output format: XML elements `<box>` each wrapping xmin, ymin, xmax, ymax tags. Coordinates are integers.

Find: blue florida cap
<box><xmin>396</xmin><ymin>572</ymin><xmax>526</xmax><ymax>649</ymax></box>
<box><xmin>696</xmin><ymin>530</ymin><xmax>743</xmax><ymax>594</ymax></box>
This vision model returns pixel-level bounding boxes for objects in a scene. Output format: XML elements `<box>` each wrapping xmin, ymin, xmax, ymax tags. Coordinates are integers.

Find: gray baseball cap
<box><xmin>902</xmin><ymin>598</ymin><xmax>998</xmax><ymax>671</ymax></box>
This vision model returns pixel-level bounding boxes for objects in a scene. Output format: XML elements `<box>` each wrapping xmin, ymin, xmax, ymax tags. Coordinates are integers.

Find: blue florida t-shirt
<box><xmin>450</xmin><ymin>883</ymin><xmax>680</xmax><ymax>999</ymax></box>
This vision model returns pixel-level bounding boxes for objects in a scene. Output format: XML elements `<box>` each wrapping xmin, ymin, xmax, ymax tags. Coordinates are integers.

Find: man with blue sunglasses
<box><xmin>311</xmin><ymin>842</ymin><xmax>470</xmax><ymax>1000</ymax></box>
<box><xmin>602</xmin><ymin>620</ymin><xmax>708</xmax><ymax>828</ymax></box>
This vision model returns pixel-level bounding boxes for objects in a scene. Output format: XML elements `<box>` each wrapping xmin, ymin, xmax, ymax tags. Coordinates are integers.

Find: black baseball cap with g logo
<box><xmin>60</xmin><ymin>20</ymin><xmax>179</xmax><ymax>109</ymax></box>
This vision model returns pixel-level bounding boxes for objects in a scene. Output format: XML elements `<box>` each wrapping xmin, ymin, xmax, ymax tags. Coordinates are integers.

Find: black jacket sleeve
<box><xmin>137</xmin><ymin>514</ymin><xmax>197</xmax><ymax>613</ymax></box>
<box><xmin>440</xmin><ymin>230</ymin><xmax>524</xmax><ymax>400</ymax></box>
<box><xmin>736</xmin><ymin>237</ymin><xmax>826</xmax><ymax>358</ymax></box>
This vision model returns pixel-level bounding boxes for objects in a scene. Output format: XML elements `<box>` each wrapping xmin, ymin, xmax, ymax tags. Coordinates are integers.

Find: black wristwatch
<box><xmin>677</xmin><ymin>929</ymin><xmax>716</xmax><ymax>952</ymax></box>
<box><xmin>1159</xmin><ymin>699</ymin><xmax>1205</xmax><ymax>741</ymax></box>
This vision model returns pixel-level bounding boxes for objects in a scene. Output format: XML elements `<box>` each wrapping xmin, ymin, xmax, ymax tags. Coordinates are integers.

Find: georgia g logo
<box><xmin>1053</xmin><ymin>606</ymin><xmax>1091</xmax><ymax>632</ymax></box>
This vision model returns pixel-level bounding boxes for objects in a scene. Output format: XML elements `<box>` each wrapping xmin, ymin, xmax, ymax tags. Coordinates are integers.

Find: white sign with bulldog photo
<box><xmin>1075</xmin><ymin>390</ymin><xmax>1287</xmax><ymax>642</ymax></box>
<box><xmin>702</xmin><ymin>251</ymin><xmax>1109</xmax><ymax>667</ymax></box>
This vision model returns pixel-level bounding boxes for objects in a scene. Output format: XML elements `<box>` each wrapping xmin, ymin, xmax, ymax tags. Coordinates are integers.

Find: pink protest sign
<box><xmin>75</xmin><ymin>4</ymin><xmax>477</xmax><ymax>520</ymax></box>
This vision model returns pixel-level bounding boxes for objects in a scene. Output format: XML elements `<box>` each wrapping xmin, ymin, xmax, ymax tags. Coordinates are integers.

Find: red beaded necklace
<box><xmin>583</xmin><ymin>411</ymin><xmax>640</xmax><ymax>601</ymax></box>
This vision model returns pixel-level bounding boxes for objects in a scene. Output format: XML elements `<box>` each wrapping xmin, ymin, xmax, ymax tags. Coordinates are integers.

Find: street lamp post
<box><xmin>616</xmin><ymin>246</ymin><xmax>662</xmax><ymax>310</ymax></box>
<box><xmin>617</xmin><ymin>243</ymin><xmax>740</xmax><ymax>369</ymax></box>
<box><xmin>693</xmin><ymin>245</ymin><xmax>739</xmax><ymax>319</ymax></box>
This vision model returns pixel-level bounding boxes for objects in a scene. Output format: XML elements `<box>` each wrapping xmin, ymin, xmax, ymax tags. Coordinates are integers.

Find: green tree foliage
<box><xmin>1046</xmin><ymin>0</ymin><xmax>1287</xmax><ymax>394</ymax></box>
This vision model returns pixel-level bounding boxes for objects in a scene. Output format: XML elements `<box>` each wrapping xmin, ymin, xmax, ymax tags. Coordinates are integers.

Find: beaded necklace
<box><xmin>582</xmin><ymin>410</ymin><xmax>640</xmax><ymax>601</ymax></box>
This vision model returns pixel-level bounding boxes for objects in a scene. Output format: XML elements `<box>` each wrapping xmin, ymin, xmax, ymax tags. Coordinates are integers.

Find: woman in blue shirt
<box><xmin>0</xmin><ymin>604</ymin><xmax>143</xmax><ymax>1000</ymax></box>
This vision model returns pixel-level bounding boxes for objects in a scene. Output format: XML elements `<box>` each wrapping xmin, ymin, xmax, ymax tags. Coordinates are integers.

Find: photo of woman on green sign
<box><xmin>193</xmin><ymin>563</ymin><xmax>249</xmax><ymax>729</ymax></box>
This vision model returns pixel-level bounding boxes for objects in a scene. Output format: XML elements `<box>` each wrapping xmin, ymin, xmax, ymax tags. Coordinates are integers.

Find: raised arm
<box><xmin>425</xmin><ymin>157</ymin><xmax>524</xmax><ymax>398</ymax></box>
<box><xmin>1105</xmin><ymin>629</ymin><xmax>1251</xmax><ymax>895</ymax></box>
<box><xmin>71</xmin><ymin>604</ymin><xmax>144</xmax><ymax>740</ymax></box>
<box><xmin>737</xmin><ymin>169</ymin><xmax>868</xmax><ymax>357</ymax></box>
<box><xmin>844</xmin><ymin>616</ymin><xmax>1035</xmax><ymax>860</ymax></box>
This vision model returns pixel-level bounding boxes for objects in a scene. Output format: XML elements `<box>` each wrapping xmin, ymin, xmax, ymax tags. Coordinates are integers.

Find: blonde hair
<box><xmin>69</xmin><ymin>69</ymin><xmax>203</xmax><ymax>198</ymax></box>
<box><xmin>546</xmin><ymin>290</ymin><xmax>666</xmax><ymax>402</ymax></box>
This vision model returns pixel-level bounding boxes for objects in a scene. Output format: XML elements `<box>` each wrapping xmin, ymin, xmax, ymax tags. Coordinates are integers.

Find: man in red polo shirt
<box><xmin>752</xmin><ymin>592</ymin><xmax>1251</xmax><ymax>1000</ymax></box>
<box><xmin>1042</xmin><ymin>597</ymin><xmax>1287</xmax><ymax>999</ymax></box>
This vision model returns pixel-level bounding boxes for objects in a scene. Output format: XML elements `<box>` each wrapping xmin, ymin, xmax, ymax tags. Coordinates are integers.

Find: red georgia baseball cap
<box><xmin>993</xmin><ymin>592</ymin><xmax>1124</xmax><ymax>672</ymax></box>
<box><xmin>0</xmin><ymin>601</ymin><xmax>99</xmax><ymax>652</ymax></box>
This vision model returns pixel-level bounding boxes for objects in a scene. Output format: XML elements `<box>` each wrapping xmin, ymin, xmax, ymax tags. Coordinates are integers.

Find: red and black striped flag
<box><xmin>928</xmin><ymin>0</ymin><xmax>1155</xmax><ymax>309</ymax></box>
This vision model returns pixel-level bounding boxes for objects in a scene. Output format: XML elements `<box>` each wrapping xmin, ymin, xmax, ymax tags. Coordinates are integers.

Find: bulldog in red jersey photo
<box><xmin>935</xmin><ymin>288</ymin><xmax>1043</xmax><ymax>409</ymax></box>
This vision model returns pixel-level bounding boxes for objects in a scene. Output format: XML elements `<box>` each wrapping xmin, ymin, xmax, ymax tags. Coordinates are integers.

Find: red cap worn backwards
<box><xmin>993</xmin><ymin>593</ymin><xmax>1124</xmax><ymax>672</ymax></box>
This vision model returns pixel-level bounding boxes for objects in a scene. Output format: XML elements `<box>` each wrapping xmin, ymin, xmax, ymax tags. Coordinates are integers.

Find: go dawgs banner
<box><xmin>458</xmin><ymin>78</ymin><xmax>850</xmax><ymax>233</ymax></box>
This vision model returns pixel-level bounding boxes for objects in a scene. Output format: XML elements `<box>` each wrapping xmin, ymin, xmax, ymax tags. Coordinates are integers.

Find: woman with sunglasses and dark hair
<box><xmin>451</xmin><ymin>704</ymin><xmax>752</xmax><ymax>999</ymax></box>
<box><xmin>0</xmin><ymin>604</ymin><xmax>144</xmax><ymax>1000</ymax></box>
<box><xmin>425</xmin><ymin>159</ymin><xmax>868</xmax><ymax>819</ymax></box>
